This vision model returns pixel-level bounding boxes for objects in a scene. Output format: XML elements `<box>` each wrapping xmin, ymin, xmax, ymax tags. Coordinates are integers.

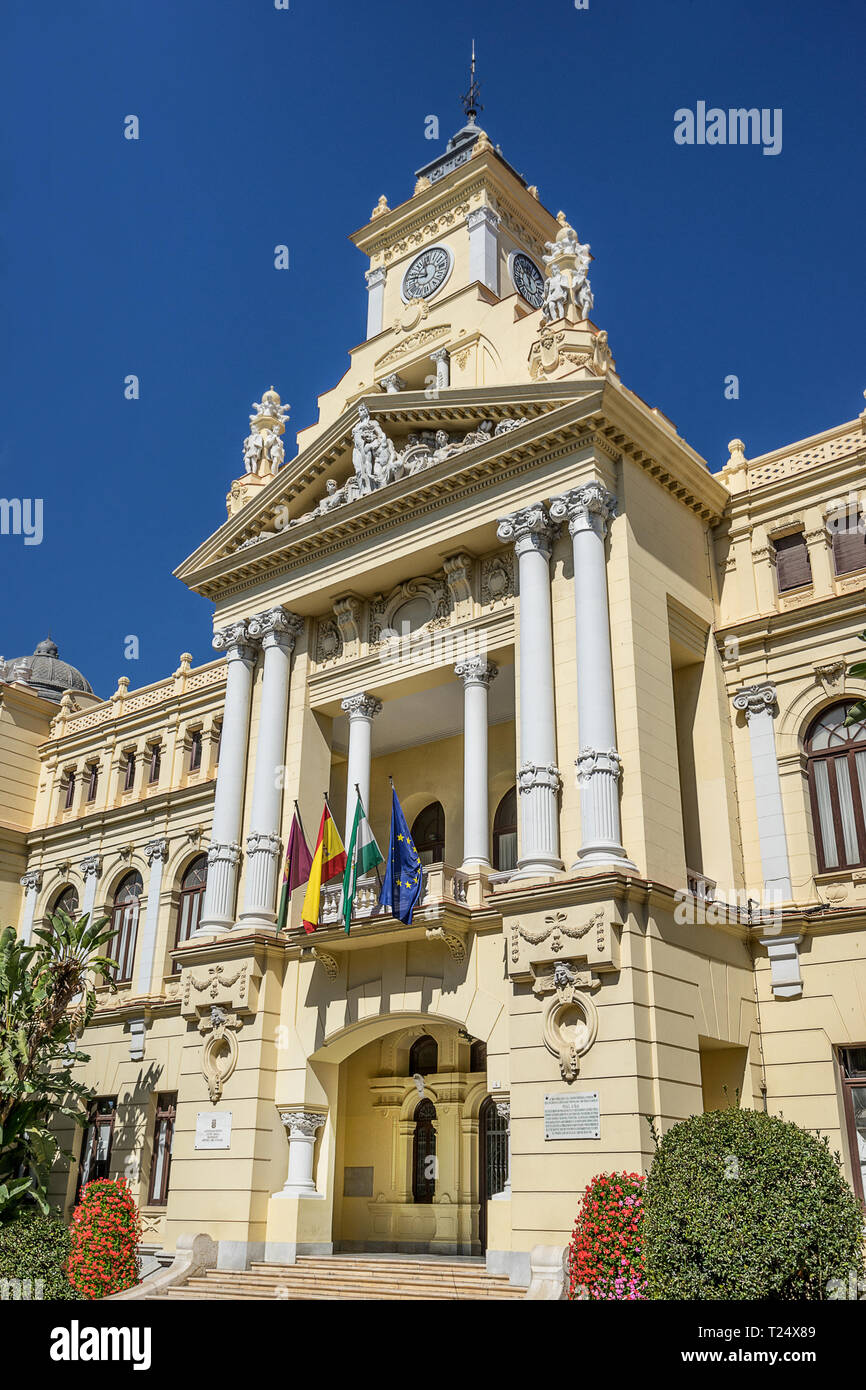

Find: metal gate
<box><xmin>478</xmin><ymin>1097</ymin><xmax>509</xmax><ymax>1250</ymax></box>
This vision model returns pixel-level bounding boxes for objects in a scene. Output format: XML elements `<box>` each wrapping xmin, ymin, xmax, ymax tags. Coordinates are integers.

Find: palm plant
<box><xmin>0</xmin><ymin>909</ymin><xmax>117</xmax><ymax>1222</ymax></box>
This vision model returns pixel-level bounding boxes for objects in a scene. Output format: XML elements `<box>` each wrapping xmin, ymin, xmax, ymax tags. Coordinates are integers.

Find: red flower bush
<box><xmin>67</xmin><ymin>1177</ymin><xmax>142</xmax><ymax>1299</ymax></box>
<box><xmin>568</xmin><ymin>1171</ymin><xmax>646</xmax><ymax>1300</ymax></box>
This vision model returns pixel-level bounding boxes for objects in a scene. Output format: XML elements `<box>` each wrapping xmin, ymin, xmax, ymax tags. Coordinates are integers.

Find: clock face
<box><xmin>401</xmin><ymin>246</ymin><xmax>452</xmax><ymax>301</ymax></box>
<box><xmin>510</xmin><ymin>252</ymin><xmax>545</xmax><ymax>308</ymax></box>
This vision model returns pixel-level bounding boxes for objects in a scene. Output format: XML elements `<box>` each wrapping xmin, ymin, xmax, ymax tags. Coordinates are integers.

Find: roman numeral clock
<box><xmin>509</xmin><ymin>250</ymin><xmax>545</xmax><ymax>309</ymax></box>
<box><xmin>401</xmin><ymin>246</ymin><xmax>453</xmax><ymax>301</ymax></box>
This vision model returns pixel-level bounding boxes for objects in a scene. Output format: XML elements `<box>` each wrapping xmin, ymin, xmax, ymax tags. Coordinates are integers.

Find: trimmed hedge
<box><xmin>0</xmin><ymin>1210</ymin><xmax>78</xmax><ymax>1300</ymax></box>
<box><xmin>644</xmin><ymin>1108</ymin><xmax>865</xmax><ymax>1300</ymax></box>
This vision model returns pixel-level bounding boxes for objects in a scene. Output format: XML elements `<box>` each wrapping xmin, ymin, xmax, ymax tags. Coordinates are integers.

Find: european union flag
<box><xmin>378</xmin><ymin>786</ymin><xmax>424</xmax><ymax>924</ymax></box>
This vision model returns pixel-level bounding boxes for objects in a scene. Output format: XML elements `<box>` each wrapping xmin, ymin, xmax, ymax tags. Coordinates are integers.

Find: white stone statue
<box><xmin>351</xmin><ymin>403</ymin><xmax>398</xmax><ymax>492</ymax></box>
<box><xmin>576</xmin><ymin>278</ymin><xmax>594</xmax><ymax>322</ymax></box>
<box><xmin>250</xmin><ymin>391</ymin><xmax>290</xmax><ymax>427</ymax></box>
<box><xmin>541</xmin><ymin>267</ymin><xmax>568</xmax><ymax>323</ymax></box>
<box><xmin>242</xmin><ymin>431</ymin><xmax>265</xmax><ymax>475</ymax></box>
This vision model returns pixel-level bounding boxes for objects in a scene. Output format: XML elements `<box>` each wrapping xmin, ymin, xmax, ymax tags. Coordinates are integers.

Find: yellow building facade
<box><xmin>5</xmin><ymin>110</ymin><xmax>866</xmax><ymax>1290</ymax></box>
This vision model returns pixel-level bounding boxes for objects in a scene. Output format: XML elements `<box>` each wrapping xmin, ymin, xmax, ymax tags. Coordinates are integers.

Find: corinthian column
<box><xmin>239</xmin><ymin>608</ymin><xmax>304</xmax><ymax>928</ymax></box>
<box><xmin>196</xmin><ymin>621</ymin><xmax>257</xmax><ymax>936</ymax></box>
<box><xmin>340</xmin><ymin>693</ymin><xmax>383</xmax><ymax>842</ymax></box>
<box><xmin>550</xmin><ymin>483</ymin><xmax>634</xmax><ymax>870</ymax></box>
<box><xmin>455</xmin><ymin>657</ymin><xmax>498</xmax><ymax>869</ymax></box>
<box><xmin>496</xmin><ymin>505</ymin><xmax>563</xmax><ymax>878</ymax></box>
<box><xmin>18</xmin><ymin>869</ymin><xmax>42</xmax><ymax>946</ymax></box>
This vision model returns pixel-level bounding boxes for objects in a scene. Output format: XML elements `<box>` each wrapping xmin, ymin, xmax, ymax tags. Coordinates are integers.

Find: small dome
<box><xmin>1</xmin><ymin>637</ymin><xmax>93</xmax><ymax>703</ymax></box>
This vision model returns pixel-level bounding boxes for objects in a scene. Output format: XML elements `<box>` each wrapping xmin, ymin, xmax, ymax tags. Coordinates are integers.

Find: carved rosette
<box><xmin>549</xmin><ymin>482</ymin><xmax>617</xmax><ymax>538</ymax></box>
<box><xmin>497</xmin><ymin>505</ymin><xmax>557</xmax><ymax>559</ymax></box>
<box><xmin>732</xmin><ymin>684</ymin><xmax>778</xmax><ymax>720</ymax></box>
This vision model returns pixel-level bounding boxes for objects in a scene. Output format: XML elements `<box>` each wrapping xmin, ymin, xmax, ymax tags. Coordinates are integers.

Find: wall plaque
<box><xmin>195</xmin><ymin>1110</ymin><xmax>232</xmax><ymax>1150</ymax></box>
<box><xmin>343</xmin><ymin>1166</ymin><xmax>374</xmax><ymax>1198</ymax></box>
<box><xmin>544</xmin><ymin>1091</ymin><xmax>600</xmax><ymax>1140</ymax></box>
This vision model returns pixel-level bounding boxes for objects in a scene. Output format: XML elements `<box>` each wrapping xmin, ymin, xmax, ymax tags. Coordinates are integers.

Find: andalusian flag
<box><xmin>276</xmin><ymin>807</ymin><xmax>313</xmax><ymax>931</ymax></box>
<box><xmin>342</xmin><ymin>794</ymin><xmax>384</xmax><ymax>934</ymax></box>
<box><xmin>301</xmin><ymin>803</ymin><xmax>347</xmax><ymax>934</ymax></box>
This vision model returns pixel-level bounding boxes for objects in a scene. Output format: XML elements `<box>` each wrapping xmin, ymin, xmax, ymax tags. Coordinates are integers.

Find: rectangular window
<box><xmin>839</xmin><ymin>1048</ymin><xmax>866</xmax><ymax>1205</ymax></box>
<box><xmin>76</xmin><ymin>1097</ymin><xmax>117</xmax><ymax>1201</ymax></box>
<box><xmin>86</xmin><ymin>764</ymin><xmax>98</xmax><ymax>803</ymax></box>
<box><xmin>124</xmin><ymin>753</ymin><xmax>136</xmax><ymax>792</ymax></box>
<box><xmin>148</xmin><ymin>745</ymin><xmax>161</xmax><ymax>784</ymax></box>
<box><xmin>189</xmin><ymin>730</ymin><xmax>202</xmax><ymax>772</ymax></box>
<box><xmin>832</xmin><ymin>519</ymin><xmax>866</xmax><ymax>577</ymax></box>
<box><xmin>774</xmin><ymin>532</ymin><xmax>812</xmax><ymax>592</ymax></box>
<box><xmin>148</xmin><ymin>1094</ymin><xmax>177</xmax><ymax>1206</ymax></box>
<box><xmin>64</xmin><ymin>771</ymin><xmax>76</xmax><ymax>810</ymax></box>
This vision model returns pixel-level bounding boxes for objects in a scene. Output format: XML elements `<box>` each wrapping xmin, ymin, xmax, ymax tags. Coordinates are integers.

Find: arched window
<box><xmin>173</xmin><ymin>855</ymin><xmax>207</xmax><ymax>968</ymax></box>
<box><xmin>806</xmin><ymin>702</ymin><xmax>866</xmax><ymax>872</ymax></box>
<box><xmin>49</xmin><ymin>884</ymin><xmax>80</xmax><ymax>922</ymax></box>
<box><xmin>470</xmin><ymin>1039</ymin><xmax>487</xmax><ymax>1072</ymax></box>
<box><xmin>493</xmin><ymin>785</ymin><xmax>517</xmax><ymax>871</ymax></box>
<box><xmin>107</xmin><ymin>871</ymin><xmax>143</xmax><ymax>983</ymax></box>
<box><xmin>412</xmin><ymin>1098</ymin><xmax>437</xmax><ymax>1203</ymax></box>
<box><xmin>409</xmin><ymin>1034</ymin><xmax>438</xmax><ymax>1076</ymax></box>
<box><xmin>412</xmin><ymin>801</ymin><xmax>445</xmax><ymax>865</ymax></box>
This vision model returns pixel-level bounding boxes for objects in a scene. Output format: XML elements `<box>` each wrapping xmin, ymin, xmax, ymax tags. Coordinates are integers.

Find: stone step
<box><xmin>158</xmin><ymin>1254</ymin><xmax>526</xmax><ymax>1301</ymax></box>
<box><xmin>182</xmin><ymin>1274</ymin><xmax>521</xmax><ymax>1299</ymax></box>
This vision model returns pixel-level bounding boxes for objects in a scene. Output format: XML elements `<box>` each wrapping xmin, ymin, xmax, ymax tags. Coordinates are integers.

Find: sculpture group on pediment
<box><xmin>541</xmin><ymin>212</ymin><xmax>594</xmax><ymax>325</ymax></box>
<box><xmin>286</xmin><ymin>406</ymin><xmax>523</xmax><ymax>529</ymax></box>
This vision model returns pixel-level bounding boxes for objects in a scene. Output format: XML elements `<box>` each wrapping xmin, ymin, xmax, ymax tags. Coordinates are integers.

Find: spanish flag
<box><xmin>301</xmin><ymin>803</ymin><xmax>347</xmax><ymax>934</ymax></box>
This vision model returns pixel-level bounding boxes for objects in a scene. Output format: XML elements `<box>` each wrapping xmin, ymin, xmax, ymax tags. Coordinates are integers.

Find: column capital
<box><xmin>79</xmin><ymin>854</ymin><xmax>102</xmax><ymax>881</ymax></box>
<box><xmin>247</xmin><ymin>607</ymin><xmax>303</xmax><ymax>651</ymax></box>
<box><xmin>517</xmin><ymin>760</ymin><xmax>562</xmax><ymax>794</ymax></box>
<box><xmin>365</xmin><ymin>265</ymin><xmax>386</xmax><ymax>289</ymax></box>
<box><xmin>496</xmin><ymin>504</ymin><xmax>556</xmax><ymax>558</ymax></box>
<box><xmin>733</xmin><ymin>683</ymin><xmax>778</xmax><ymax>719</ymax></box>
<box><xmin>212</xmin><ymin>621</ymin><xmax>256</xmax><ymax>662</ymax></box>
<box><xmin>206</xmin><ymin>841</ymin><xmax>242</xmax><ymax>870</ymax></box>
<box><xmin>576</xmin><ymin>746</ymin><xmax>623</xmax><ymax>781</ymax></box>
<box><xmin>278</xmin><ymin>1110</ymin><xmax>327</xmax><ymax>1137</ymax></box>
<box><xmin>430</xmin><ymin>347</ymin><xmax>450</xmax><ymax>365</ymax></box>
<box><xmin>246</xmin><ymin>830</ymin><xmax>281</xmax><ymax>858</ymax></box>
<box><xmin>20</xmin><ymin>869</ymin><xmax>42</xmax><ymax>893</ymax></box>
<box><xmin>466</xmin><ymin>205</ymin><xmax>500</xmax><ymax>232</ymax></box>
<box><xmin>549</xmin><ymin>482</ymin><xmax>617</xmax><ymax>537</ymax></box>
<box><xmin>144</xmin><ymin>837</ymin><xmax>169</xmax><ymax>866</ymax></box>
<box><xmin>341</xmin><ymin>691</ymin><xmax>383</xmax><ymax>720</ymax></box>
<box><xmin>454</xmin><ymin>656</ymin><xmax>498</xmax><ymax>688</ymax></box>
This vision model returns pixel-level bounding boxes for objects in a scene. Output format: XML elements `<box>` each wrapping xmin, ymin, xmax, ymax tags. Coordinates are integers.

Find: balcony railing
<box><xmin>314</xmin><ymin>862</ymin><xmax>478</xmax><ymax>930</ymax></box>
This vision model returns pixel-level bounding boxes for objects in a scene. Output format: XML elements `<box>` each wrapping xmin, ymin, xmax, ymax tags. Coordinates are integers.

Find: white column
<box><xmin>135</xmin><ymin>839</ymin><xmax>168</xmax><ymax>993</ymax></box>
<box><xmin>491</xmin><ymin>1099</ymin><xmax>511</xmax><ymax>1201</ymax></box>
<box><xmin>240</xmin><ymin>608</ymin><xmax>303</xmax><ymax>928</ymax></box>
<box><xmin>455</xmin><ymin>657</ymin><xmax>498</xmax><ymax>869</ymax></box>
<box><xmin>274</xmin><ymin>1110</ymin><xmax>326</xmax><ymax>1199</ymax></box>
<box><xmin>550</xmin><ymin>482</ymin><xmax>635</xmax><ymax>870</ymax></box>
<box><xmin>197</xmin><ymin>621</ymin><xmax>258</xmax><ymax>936</ymax></box>
<box><xmin>467</xmin><ymin>206</ymin><xmax>500</xmax><ymax>294</ymax></box>
<box><xmin>496</xmin><ymin>505</ymin><xmax>563</xmax><ymax>878</ymax></box>
<box><xmin>80</xmin><ymin>854</ymin><xmax>103</xmax><ymax>921</ymax></box>
<box><xmin>18</xmin><ymin>870</ymin><xmax>42</xmax><ymax>945</ymax></box>
<box><xmin>431</xmin><ymin>348</ymin><xmax>450</xmax><ymax>390</ymax></box>
<box><xmin>365</xmin><ymin>265</ymin><xmax>386</xmax><ymax>338</ymax></box>
<box><xmin>732</xmin><ymin>683</ymin><xmax>792</xmax><ymax>902</ymax></box>
<box><xmin>340</xmin><ymin>692</ymin><xmax>382</xmax><ymax>842</ymax></box>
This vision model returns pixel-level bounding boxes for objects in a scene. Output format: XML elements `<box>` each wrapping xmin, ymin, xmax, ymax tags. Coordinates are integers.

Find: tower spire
<box><xmin>460</xmin><ymin>40</ymin><xmax>482</xmax><ymax>122</ymax></box>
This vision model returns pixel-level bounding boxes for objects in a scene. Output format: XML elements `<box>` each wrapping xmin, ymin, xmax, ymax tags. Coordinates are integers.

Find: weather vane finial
<box><xmin>460</xmin><ymin>39</ymin><xmax>482</xmax><ymax>121</ymax></box>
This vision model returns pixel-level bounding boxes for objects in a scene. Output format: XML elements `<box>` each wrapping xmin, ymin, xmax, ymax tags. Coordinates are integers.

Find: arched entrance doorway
<box><xmin>327</xmin><ymin>1020</ymin><xmax>488</xmax><ymax>1255</ymax></box>
<box><xmin>478</xmin><ymin>1096</ymin><xmax>509</xmax><ymax>1252</ymax></box>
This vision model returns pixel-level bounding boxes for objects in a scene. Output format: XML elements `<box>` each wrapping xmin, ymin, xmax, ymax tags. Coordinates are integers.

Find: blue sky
<box><xmin>1</xmin><ymin>0</ymin><xmax>863</xmax><ymax>697</ymax></box>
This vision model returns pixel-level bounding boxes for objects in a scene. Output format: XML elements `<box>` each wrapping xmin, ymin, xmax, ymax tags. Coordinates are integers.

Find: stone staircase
<box><xmin>161</xmin><ymin>1254</ymin><xmax>526</xmax><ymax>1301</ymax></box>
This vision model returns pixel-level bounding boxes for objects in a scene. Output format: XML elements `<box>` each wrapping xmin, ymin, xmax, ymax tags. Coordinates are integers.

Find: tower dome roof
<box><xmin>1</xmin><ymin>637</ymin><xmax>94</xmax><ymax>703</ymax></box>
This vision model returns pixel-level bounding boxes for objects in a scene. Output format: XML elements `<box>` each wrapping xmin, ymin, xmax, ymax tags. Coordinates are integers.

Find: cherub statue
<box><xmin>541</xmin><ymin>267</ymin><xmax>568</xmax><ymax>323</ymax></box>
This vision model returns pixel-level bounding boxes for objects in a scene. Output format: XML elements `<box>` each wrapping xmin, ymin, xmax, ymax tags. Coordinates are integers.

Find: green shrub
<box><xmin>0</xmin><ymin>1210</ymin><xmax>78</xmax><ymax>1301</ymax></box>
<box><xmin>644</xmin><ymin>1108</ymin><xmax>865</xmax><ymax>1300</ymax></box>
